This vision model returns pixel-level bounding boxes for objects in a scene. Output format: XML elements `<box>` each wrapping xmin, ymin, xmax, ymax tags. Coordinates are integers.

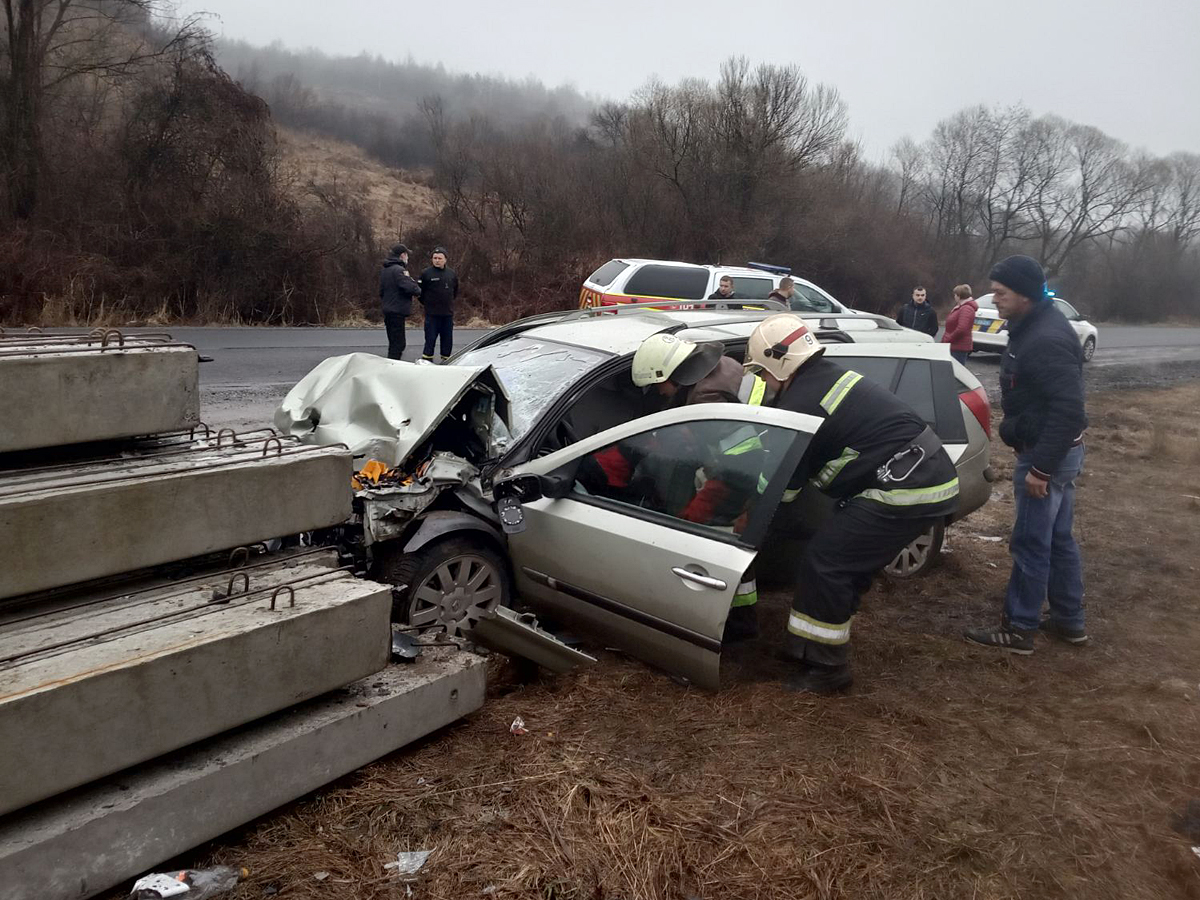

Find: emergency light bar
<box><xmin>746</xmin><ymin>261</ymin><xmax>791</xmax><ymax>275</ymax></box>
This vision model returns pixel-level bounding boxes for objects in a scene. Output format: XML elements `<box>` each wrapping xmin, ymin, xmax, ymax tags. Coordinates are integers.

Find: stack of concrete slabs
<box><xmin>0</xmin><ymin>647</ymin><xmax>486</xmax><ymax>900</ymax></box>
<box><xmin>0</xmin><ymin>548</ymin><xmax>391</xmax><ymax>814</ymax></box>
<box><xmin>0</xmin><ymin>332</ymin><xmax>200</xmax><ymax>453</ymax></box>
<box><xmin>0</xmin><ymin>438</ymin><xmax>353</xmax><ymax>599</ymax></box>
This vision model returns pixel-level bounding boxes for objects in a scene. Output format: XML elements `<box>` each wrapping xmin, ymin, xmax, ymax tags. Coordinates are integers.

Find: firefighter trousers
<box><xmin>784</xmin><ymin>498</ymin><xmax>941</xmax><ymax>666</ymax></box>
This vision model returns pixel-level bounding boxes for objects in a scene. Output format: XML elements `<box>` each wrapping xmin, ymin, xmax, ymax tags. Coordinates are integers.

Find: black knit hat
<box><xmin>390</xmin><ymin>243</ymin><xmax>410</xmax><ymax>257</ymax></box>
<box><xmin>989</xmin><ymin>255</ymin><xmax>1047</xmax><ymax>302</ymax></box>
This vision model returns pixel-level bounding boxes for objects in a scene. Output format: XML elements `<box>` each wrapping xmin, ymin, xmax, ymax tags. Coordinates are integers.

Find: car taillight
<box><xmin>960</xmin><ymin>386</ymin><xmax>991</xmax><ymax>438</ymax></box>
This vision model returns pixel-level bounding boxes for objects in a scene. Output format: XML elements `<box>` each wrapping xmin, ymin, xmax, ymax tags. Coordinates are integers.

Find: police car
<box><xmin>972</xmin><ymin>292</ymin><xmax>1099</xmax><ymax>361</ymax></box>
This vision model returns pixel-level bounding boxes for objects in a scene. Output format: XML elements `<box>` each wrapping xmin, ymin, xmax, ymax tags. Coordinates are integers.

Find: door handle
<box><xmin>672</xmin><ymin>567</ymin><xmax>728</xmax><ymax>590</ymax></box>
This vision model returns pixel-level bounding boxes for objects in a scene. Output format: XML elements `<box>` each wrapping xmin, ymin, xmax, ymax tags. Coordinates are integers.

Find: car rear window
<box><xmin>833</xmin><ymin>356</ymin><xmax>966</xmax><ymax>442</ymax></box>
<box><xmin>834</xmin><ymin>357</ymin><xmax>901</xmax><ymax>390</ymax></box>
<box><xmin>587</xmin><ymin>260</ymin><xmax>629</xmax><ymax>287</ymax></box>
<box><xmin>894</xmin><ymin>359</ymin><xmax>937</xmax><ymax>424</ymax></box>
<box><xmin>728</xmin><ymin>276</ymin><xmax>774</xmax><ymax>299</ymax></box>
<box><xmin>623</xmin><ymin>264</ymin><xmax>710</xmax><ymax>300</ymax></box>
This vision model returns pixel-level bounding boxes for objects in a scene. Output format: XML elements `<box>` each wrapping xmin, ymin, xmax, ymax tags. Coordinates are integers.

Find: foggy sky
<box><xmin>176</xmin><ymin>0</ymin><xmax>1200</xmax><ymax>160</ymax></box>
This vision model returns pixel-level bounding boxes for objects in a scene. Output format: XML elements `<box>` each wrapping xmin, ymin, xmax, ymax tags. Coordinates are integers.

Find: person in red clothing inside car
<box><xmin>942</xmin><ymin>284</ymin><xmax>978</xmax><ymax>364</ymax></box>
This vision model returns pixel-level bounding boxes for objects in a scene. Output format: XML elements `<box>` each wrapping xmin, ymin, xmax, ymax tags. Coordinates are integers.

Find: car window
<box><xmin>1054</xmin><ymin>299</ymin><xmax>1080</xmax><ymax>320</ymax></box>
<box><xmin>623</xmin><ymin>264</ymin><xmax>710</xmax><ymax>300</ymax></box>
<box><xmin>572</xmin><ymin>419</ymin><xmax>798</xmax><ymax>538</ymax></box>
<box><xmin>727</xmin><ymin>276</ymin><xmax>774</xmax><ymax>299</ymax></box>
<box><xmin>588</xmin><ymin>260</ymin><xmax>629</xmax><ymax>287</ymax></box>
<box><xmin>976</xmin><ymin>294</ymin><xmax>997</xmax><ymax>310</ymax></box>
<box><xmin>790</xmin><ymin>285</ymin><xmax>836</xmax><ymax>313</ymax></box>
<box><xmin>893</xmin><ymin>360</ymin><xmax>937</xmax><ymax>426</ymax></box>
<box><xmin>452</xmin><ymin>338</ymin><xmax>607</xmax><ymax>447</ymax></box>
<box><xmin>830</xmin><ymin>356</ymin><xmax>901</xmax><ymax>390</ymax></box>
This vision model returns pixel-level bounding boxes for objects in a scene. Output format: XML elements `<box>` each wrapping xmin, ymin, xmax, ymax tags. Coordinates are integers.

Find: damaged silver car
<box><xmin>276</xmin><ymin>302</ymin><xmax>993</xmax><ymax>688</ymax></box>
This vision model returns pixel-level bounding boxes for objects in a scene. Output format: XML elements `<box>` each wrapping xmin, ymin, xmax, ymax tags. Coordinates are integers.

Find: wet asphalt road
<box><xmin>154</xmin><ymin>323</ymin><xmax>1200</xmax><ymax>430</ymax></box>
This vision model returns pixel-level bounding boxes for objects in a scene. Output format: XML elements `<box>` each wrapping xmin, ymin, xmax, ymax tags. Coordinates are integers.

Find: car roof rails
<box><xmin>745</xmin><ymin>261</ymin><xmax>792</xmax><ymax>275</ymax></box>
<box><xmin>560</xmin><ymin>298</ymin><xmax>787</xmax><ymax>322</ymax></box>
<box><xmin>814</xmin><ymin>327</ymin><xmax>854</xmax><ymax>344</ymax></box>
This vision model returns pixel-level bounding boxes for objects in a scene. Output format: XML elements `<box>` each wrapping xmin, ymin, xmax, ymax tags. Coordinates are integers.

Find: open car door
<box><xmin>493</xmin><ymin>403</ymin><xmax>822</xmax><ymax>690</ymax></box>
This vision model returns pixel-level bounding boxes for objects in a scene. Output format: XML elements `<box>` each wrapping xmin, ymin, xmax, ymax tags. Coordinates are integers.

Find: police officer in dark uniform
<box><xmin>379</xmin><ymin>243</ymin><xmax>421</xmax><ymax>359</ymax></box>
<box><xmin>418</xmin><ymin>246</ymin><xmax>459</xmax><ymax>362</ymax></box>
<box><xmin>745</xmin><ymin>314</ymin><xmax>960</xmax><ymax>693</ymax></box>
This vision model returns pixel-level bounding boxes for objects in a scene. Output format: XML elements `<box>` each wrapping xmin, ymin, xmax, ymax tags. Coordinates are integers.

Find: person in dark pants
<box><xmin>965</xmin><ymin>255</ymin><xmax>1088</xmax><ymax>654</ymax></box>
<box><xmin>379</xmin><ymin>243</ymin><xmax>420</xmax><ymax>360</ymax></box>
<box><xmin>896</xmin><ymin>285</ymin><xmax>939</xmax><ymax>337</ymax></box>
<box><xmin>745</xmin><ymin>313</ymin><xmax>959</xmax><ymax>693</ymax></box>
<box><xmin>419</xmin><ymin>246</ymin><xmax>459</xmax><ymax>362</ymax></box>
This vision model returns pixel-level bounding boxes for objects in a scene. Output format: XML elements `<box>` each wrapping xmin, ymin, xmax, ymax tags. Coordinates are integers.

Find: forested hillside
<box><xmin>2</xmin><ymin>7</ymin><xmax>1196</xmax><ymax>325</ymax></box>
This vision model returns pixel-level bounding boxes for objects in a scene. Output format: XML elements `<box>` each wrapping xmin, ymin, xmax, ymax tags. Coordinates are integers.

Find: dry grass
<box><xmin>277</xmin><ymin>127</ymin><xmax>439</xmax><ymax>243</ymax></box>
<box><xmin>107</xmin><ymin>386</ymin><xmax>1200</xmax><ymax>900</ymax></box>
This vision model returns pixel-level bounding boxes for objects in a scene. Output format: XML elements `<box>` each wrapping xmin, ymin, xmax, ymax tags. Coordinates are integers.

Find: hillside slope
<box><xmin>277</xmin><ymin>127</ymin><xmax>439</xmax><ymax>243</ymax></box>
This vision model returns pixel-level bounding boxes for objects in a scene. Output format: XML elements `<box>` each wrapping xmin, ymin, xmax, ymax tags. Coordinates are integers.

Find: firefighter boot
<box><xmin>783</xmin><ymin>661</ymin><xmax>853</xmax><ymax>694</ymax></box>
<box><xmin>780</xmin><ymin>634</ymin><xmax>852</xmax><ymax>694</ymax></box>
<box><xmin>723</xmin><ymin>604</ymin><xmax>759</xmax><ymax>643</ymax></box>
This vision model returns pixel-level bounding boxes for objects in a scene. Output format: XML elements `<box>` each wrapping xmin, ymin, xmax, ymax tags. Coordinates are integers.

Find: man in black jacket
<box><xmin>896</xmin><ymin>286</ymin><xmax>939</xmax><ymax>337</ymax></box>
<box><xmin>708</xmin><ymin>275</ymin><xmax>737</xmax><ymax>300</ymax></box>
<box><xmin>745</xmin><ymin>314</ymin><xmax>959</xmax><ymax>693</ymax></box>
<box><xmin>419</xmin><ymin>247</ymin><xmax>459</xmax><ymax>362</ymax></box>
<box><xmin>379</xmin><ymin>244</ymin><xmax>421</xmax><ymax>360</ymax></box>
<box><xmin>965</xmin><ymin>255</ymin><xmax>1088</xmax><ymax>654</ymax></box>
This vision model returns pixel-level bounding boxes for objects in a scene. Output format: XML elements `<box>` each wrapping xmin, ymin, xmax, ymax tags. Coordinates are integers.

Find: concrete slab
<box><xmin>0</xmin><ymin>444</ymin><xmax>352</xmax><ymax>599</ymax></box>
<box><xmin>0</xmin><ymin>651</ymin><xmax>487</xmax><ymax>900</ymax></box>
<box><xmin>0</xmin><ymin>339</ymin><xmax>199</xmax><ymax>453</ymax></box>
<box><xmin>0</xmin><ymin>555</ymin><xmax>392</xmax><ymax>815</ymax></box>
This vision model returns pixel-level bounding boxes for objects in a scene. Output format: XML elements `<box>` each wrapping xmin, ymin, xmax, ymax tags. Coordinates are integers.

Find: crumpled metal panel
<box><xmin>471</xmin><ymin>606</ymin><xmax>597</xmax><ymax>673</ymax></box>
<box><xmin>360</xmin><ymin>453</ymin><xmax>480</xmax><ymax>545</ymax></box>
<box><xmin>274</xmin><ymin>353</ymin><xmax>510</xmax><ymax>467</ymax></box>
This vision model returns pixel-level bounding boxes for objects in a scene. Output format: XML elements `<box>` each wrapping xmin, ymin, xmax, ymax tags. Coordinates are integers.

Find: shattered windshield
<box><xmin>452</xmin><ymin>337</ymin><xmax>608</xmax><ymax>447</ymax></box>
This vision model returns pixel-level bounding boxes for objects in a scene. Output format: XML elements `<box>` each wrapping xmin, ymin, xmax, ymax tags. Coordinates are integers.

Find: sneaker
<box><xmin>723</xmin><ymin>605</ymin><xmax>759</xmax><ymax>643</ymax></box>
<box><xmin>1039</xmin><ymin>619</ymin><xmax>1089</xmax><ymax>645</ymax></box>
<box><xmin>782</xmin><ymin>663</ymin><xmax>853</xmax><ymax>694</ymax></box>
<box><xmin>963</xmin><ymin>625</ymin><xmax>1035</xmax><ymax>655</ymax></box>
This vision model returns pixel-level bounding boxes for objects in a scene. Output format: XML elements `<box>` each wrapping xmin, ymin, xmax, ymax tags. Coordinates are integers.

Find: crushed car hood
<box><xmin>274</xmin><ymin>353</ymin><xmax>510</xmax><ymax>466</ymax></box>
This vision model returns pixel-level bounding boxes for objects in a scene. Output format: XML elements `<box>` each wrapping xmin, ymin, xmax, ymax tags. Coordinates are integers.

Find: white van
<box><xmin>579</xmin><ymin>258</ymin><xmax>858</xmax><ymax>315</ymax></box>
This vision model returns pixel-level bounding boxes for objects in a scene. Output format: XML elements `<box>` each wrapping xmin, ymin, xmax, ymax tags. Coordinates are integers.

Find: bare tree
<box><xmin>0</xmin><ymin>0</ymin><xmax>201</xmax><ymax>218</ymax></box>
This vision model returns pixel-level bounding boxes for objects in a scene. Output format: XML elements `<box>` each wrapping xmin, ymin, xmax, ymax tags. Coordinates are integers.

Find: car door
<box><xmin>1054</xmin><ymin>300</ymin><xmax>1085</xmax><ymax>341</ymax></box>
<box><xmin>496</xmin><ymin>403</ymin><xmax>821</xmax><ymax>689</ymax></box>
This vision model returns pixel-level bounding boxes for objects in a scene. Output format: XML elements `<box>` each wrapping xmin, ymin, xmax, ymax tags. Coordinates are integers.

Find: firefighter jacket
<box><xmin>773</xmin><ymin>357</ymin><xmax>959</xmax><ymax>518</ymax></box>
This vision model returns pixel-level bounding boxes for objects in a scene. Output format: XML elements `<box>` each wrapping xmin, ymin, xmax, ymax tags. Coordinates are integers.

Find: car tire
<box><xmin>375</xmin><ymin>536</ymin><xmax>511</xmax><ymax>635</ymax></box>
<box><xmin>884</xmin><ymin>522</ymin><xmax>945</xmax><ymax>579</ymax></box>
<box><xmin>1082</xmin><ymin>336</ymin><xmax>1096</xmax><ymax>362</ymax></box>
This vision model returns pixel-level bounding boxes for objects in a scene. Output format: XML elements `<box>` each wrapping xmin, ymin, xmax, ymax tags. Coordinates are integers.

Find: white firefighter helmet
<box><xmin>631</xmin><ymin>334</ymin><xmax>722</xmax><ymax>388</ymax></box>
<box><xmin>745</xmin><ymin>313</ymin><xmax>823</xmax><ymax>381</ymax></box>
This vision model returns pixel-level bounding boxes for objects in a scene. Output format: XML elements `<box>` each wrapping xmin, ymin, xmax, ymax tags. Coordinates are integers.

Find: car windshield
<box><xmin>453</xmin><ymin>337</ymin><xmax>608</xmax><ymax>449</ymax></box>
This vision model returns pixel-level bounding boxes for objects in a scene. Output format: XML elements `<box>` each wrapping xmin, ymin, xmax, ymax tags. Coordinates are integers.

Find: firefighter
<box><xmin>581</xmin><ymin>335</ymin><xmax>766</xmax><ymax>639</ymax></box>
<box><xmin>745</xmin><ymin>313</ymin><xmax>959</xmax><ymax>693</ymax></box>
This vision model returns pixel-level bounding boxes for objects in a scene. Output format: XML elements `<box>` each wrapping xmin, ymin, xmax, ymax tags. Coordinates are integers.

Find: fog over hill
<box><xmin>215</xmin><ymin>39</ymin><xmax>596</xmax><ymax>168</ymax></box>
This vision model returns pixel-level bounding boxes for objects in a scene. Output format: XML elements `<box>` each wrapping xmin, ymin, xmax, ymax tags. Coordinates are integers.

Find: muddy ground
<box><xmin>126</xmin><ymin>381</ymin><xmax>1200</xmax><ymax>900</ymax></box>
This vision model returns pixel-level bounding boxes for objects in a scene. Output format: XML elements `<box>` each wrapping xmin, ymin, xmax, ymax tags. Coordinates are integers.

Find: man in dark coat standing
<box><xmin>965</xmin><ymin>255</ymin><xmax>1089</xmax><ymax>654</ymax></box>
<box><xmin>379</xmin><ymin>243</ymin><xmax>421</xmax><ymax>360</ymax></box>
<box><xmin>419</xmin><ymin>246</ymin><xmax>459</xmax><ymax>362</ymax></box>
<box><xmin>896</xmin><ymin>286</ymin><xmax>939</xmax><ymax>337</ymax></box>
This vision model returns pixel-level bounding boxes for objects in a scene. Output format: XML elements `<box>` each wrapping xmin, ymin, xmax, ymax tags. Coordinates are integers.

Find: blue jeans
<box><xmin>1005</xmin><ymin>444</ymin><xmax>1085</xmax><ymax>631</ymax></box>
<box><xmin>951</xmin><ymin>350</ymin><xmax>970</xmax><ymax>365</ymax></box>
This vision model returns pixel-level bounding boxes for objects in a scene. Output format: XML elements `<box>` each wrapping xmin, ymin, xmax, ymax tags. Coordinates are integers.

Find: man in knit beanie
<box><xmin>964</xmin><ymin>255</ymin><xmax>1089</xmax><ymax>655</ymax></box>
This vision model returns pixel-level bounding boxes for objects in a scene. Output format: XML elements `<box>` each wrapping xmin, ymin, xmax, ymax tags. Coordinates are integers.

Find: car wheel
<box><xmin>884</xmin><ymin>522</ymin><xmax>945</xmax><ymax>578</ymax></box>
<box><xmin>376</xmin><ymin>536</ymin><xmax>511</xmax><ymax>636</ymax></box>
<box><xmin>1082</xmin><ymin>336</ymin><xmax>1096</xmax><ymax>362</ymax></box>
